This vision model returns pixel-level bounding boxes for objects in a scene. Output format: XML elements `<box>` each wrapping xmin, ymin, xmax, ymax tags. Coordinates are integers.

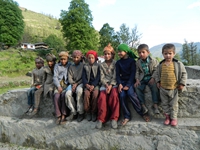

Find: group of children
<box><xmin>26</xmin><ymin>43</ymin><xmax>187</xmax><ymax>128</ymax></box>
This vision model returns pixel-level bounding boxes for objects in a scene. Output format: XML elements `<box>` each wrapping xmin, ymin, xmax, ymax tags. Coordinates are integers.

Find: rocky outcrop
<box><xmin>0</xmin><ymin>79</ymin><xmax>200</xmax><ymax>149</ymax></box>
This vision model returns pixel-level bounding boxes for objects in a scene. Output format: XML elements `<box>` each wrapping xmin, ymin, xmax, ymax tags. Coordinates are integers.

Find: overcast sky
<box><xmin>16</xmin><ymin>0</ymin><xmax>200</xmax><ymax>48</ymax></box>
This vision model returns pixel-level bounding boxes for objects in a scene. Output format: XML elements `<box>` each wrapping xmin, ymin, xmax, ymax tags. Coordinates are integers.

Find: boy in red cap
<box><xmin>82</xmin><ymin>50</ymin><xmax>100</xmax><ymax>122</ymax></box>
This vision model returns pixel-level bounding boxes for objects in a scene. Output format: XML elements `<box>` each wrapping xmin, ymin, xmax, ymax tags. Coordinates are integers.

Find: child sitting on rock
<box><xmin>53</xmin><ymin>51</ymin><xmax>71</xmax><ymax>125</ymax></box>
<box><xmin>65</xmin><ymin>50</ymin><xmax>84</xmax><ymax>122</ymax></box>
<box><xmin>82</xmin><ymin>50</ymin><xmax>100</xmax><ymax>122</ymax></box>
<box><xmin>26</xmin><ymin>57</ymin><xmax>44</xmax><ymax>114</ymax></box>
<box><xmin>29</xmin><ymin>53</ymin><xmax>57</xmax><ymax>117</ymax></box>
<box><xmin>96</xmin><ymin>44</ymin><xmax>120</xmax><ymax>129</ymax></box>
<box><xmin>134</xmin><ymin>44</ymin><xmax>160</xmax><ymax>114</ymax></box>
<box><xmin>116</xmin><ymin>43</ymin><xmax>150</xmax><ymax>126</ymax></box>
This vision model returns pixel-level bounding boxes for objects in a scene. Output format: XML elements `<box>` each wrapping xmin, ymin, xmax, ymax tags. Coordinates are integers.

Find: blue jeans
<box><xmin>119</xmin><ymin>86</ymin><xmax>143</xmax><ymax>120</ymax></box>
<box><xmin>135</xmin><ymin>79</ymin><xmax>159</xmax><ymax>104</ymax></box>
<box><xmin>27</xmin><ymin>87</ymin><xmax>37</xmax><ymax>106</ymax></box>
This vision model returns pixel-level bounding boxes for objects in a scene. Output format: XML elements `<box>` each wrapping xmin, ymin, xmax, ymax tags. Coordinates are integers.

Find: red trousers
<box><xmin>97</xmin><ymin>87</ymin><xmax>120</xmax><ymax>123</ymax></box>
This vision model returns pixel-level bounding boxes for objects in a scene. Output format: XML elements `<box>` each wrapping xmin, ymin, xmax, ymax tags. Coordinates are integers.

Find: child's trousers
<box><xmin>27</xmin><ymin>87</ymin><xmax>37</xmax><ymax>106</ymax></box>
<box><xmin>119</xmin><ymin>86</ymin><xmax>143</xmax><ymax>120</ymax></box>
<box><xmin>97</xmin><ymin>87</ymin><xmax>119</xmax><ymax>123</ymax></box>
<box><xmin>160</xmin><ymin>87</ymin><xmax>179</xmax><ymax>119</ymax></box>
<box><xmin>65</xmin><ymin>84</ymin><xmax>84</xmax><ymax>115</ymax></box>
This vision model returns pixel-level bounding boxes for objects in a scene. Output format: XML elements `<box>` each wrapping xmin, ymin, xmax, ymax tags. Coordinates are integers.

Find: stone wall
<box><xmin>0</xmin><ymin>79</ymin><xmax>200</xmax><ymax>149</ymax></box>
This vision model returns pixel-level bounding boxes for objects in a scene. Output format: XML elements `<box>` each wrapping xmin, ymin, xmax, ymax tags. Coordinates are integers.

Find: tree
<box><xmin>44</xmin><ymin>34</ymin><xmax>65</xmax><ymax>52</ymax></box>
<box><xmin>99</xmin><ymin>23</ymin><xmax>120</xmax><ymax>53</ymax></box>
<box><xmin>59</xmin><ymin>0</ymin><xmax>99</xmax><ymax>54</ymax></box>
<box><xmin>182</xmin><ymin>40</ymin><xmax>198</xmax><ymax>65</ymax></box>
<box><xmin>0</xmin><ymin>0</ymin><xmax>24</xmax><ymax>47</ymax></box>
<box><xmin>116</xmin><ymin>23</ymin><xmax>142</xmax><ymax>49</ymax></box>
<box><xmin>117</xmin><ymin>23</ymin><xmax>130</xmax><ymax>45</ymax></box>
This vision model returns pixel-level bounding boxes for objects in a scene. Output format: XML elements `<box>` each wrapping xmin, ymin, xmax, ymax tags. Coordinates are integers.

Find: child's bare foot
<box><xmin>121</xmin><ymin>118</ymin><xmax>129</xmax><ymax>126</ymax></box>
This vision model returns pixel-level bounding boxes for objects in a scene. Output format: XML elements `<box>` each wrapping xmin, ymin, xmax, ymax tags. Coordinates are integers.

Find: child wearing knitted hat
<box><xmin>53</xmin><ymin>51</ymin><xmax>71</xmax><ymax>125</ymax></box>
<box><xmin>96</xmin><ymin>43</ymin><xmax>120</xmax><ymax>129</ymax></box>
<box><xmin>26</xmin><ymin>57</ymin><xmax>44</xmax><ymax>115</ymax></box>
<box><xmin>116</xmin><ymin>44</ymin><xmax>150</xmax><ymax>126</ymax></box>
<box><xmin>65</xmin><ymin>50</ymin><xmax>85</xmax><ymax>122</ymax></box>
<box><xmin>82</xmin><ymin>50</ymin><xmax>100</xmax><ymax>122</ymax></box>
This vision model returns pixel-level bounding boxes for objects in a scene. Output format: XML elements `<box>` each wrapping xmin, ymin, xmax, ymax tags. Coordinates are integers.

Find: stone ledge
<box><xmin>0</xmin><ymin>116</ymin><xmax>199</xmax><ymax>150</ymax></box>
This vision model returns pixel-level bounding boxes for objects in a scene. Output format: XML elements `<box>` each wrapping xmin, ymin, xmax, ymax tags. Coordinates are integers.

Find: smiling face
<box><xmin>72</xmin><ymin>55</ymin><xmax>82</xmax><ymax>65</ymax></box>
<box><xmin>138</xmin><ymin>49</ymin><xmax>150</xmax><ymax>60</ymax></box>
<box><xmin>87</xmin><ymin>54</ymin><xmax>96</xmax><ymax>65</ymax></box>
<box><xmin>47</xmin><ymin>60</ymin><xmax>55</xmax><ymax>68</ymax></box>
<box><xmin>60</xmin><ymin>57</ymin><xmax>68</xmax><ymax>66</ymax></box>
<box><xmin>118</xmin><ymin>50</ymin><xmax>128</xmax><ymax>59</ymax></box>
<box><xmin>162</xmin><ymin>49</ymin><xmax>175</xmax><ymax>62</ymax></box>
<box><xmin>104</xmin><ymin>51</ymin><xmax>113</xmax><ymax>61</ymax></box>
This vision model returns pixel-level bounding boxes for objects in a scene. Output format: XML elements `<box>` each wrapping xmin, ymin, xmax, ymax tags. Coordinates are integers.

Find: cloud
<box><xmin>98</xmin><ymin>0</ymin><xmax>116</xmax><ymax>7</ymax></box>
<box><xmin>187</xmin><ymin>2</ymin><xmax>200</xmax><ymax>9</ymax></box>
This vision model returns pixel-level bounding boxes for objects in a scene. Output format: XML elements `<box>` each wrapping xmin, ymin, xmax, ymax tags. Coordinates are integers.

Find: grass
<box><xmin>0</xmin><ymin>86</ymin><xmax>29</xmax><ymax>95</ymax></box>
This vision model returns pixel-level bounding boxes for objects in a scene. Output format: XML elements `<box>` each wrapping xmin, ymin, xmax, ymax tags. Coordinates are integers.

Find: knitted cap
<box><xmin>86</xmin><ymin>50</ymin><xmax>98</xmax><ymax>61</ymax></box>
<box><xmin>46</xmin><ymin>53</ymin><xmax>57</xmax><ymax>62</ymax></box>
<box><xmin>59</xmin><ymin>51</ymin><xmax>68</xmax><ymax>59</ymax></box>
<box><xmin>103</xmin><ymin>43</ymin><xmax>115</xmax><ymax>57</ymax></box>
<box><xmin>35</xmin><ymin>56</ymin><xmax>44</xmax><ymax>64</ymax></box>
<box><xmin>72</xmin><ymin>50</ymin><xmax>82</xmax><ymax>57</ymax></box>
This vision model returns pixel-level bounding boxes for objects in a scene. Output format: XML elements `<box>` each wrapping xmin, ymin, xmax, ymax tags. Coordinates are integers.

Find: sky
<box><xmin>15</xmin><ymin>0</ymin><xmax>200</xmax><ymax>48</ymax></box>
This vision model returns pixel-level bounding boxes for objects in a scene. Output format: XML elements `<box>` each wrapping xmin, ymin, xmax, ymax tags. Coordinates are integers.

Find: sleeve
<box><xmin>153</xmin><ymin>65</ymin><xmax>161</xmax><ymax>83</ymax></box>
<box><xmin>82</xmin><ymin>66</ymin><xmax>88</xmax><ymax>87</ymax></box>
<box><xmin>151</xmin><ymin>59</ymin><xmax>159</xmax><ymax>78</ymax></box>
<box><xmin>115</xmin><ymin>61</ymin><xmax>121</xmax><ymax>85</ymax></box>
<box><xmin>100</xmin><ymin>64</ymin><xmax>107</xmax><ymax>86</ymax></box>
<box><xmin>91</xmin><ymin>66</ymin><xmax>100</xmax><ymax>87</ymax></box>
<box><xmin>126</xmin><ymin>59</ymin><xmax>136</xmax><ymax>87</ymax></box>
<box><xmin>135</xmin><ymin>60</ymin><xmax>140</xmax><ymax>80</ymax></box>
<box><xmin>110</xmin><ymin>64</ymin><xmax>117</xmax><ymax>86</ymax></box>
<box><xmin>179</xmin><ymin>62</ymin><xmax>187</xmax><ymax>86</ymax></box>
<box><xmin>68</xmin><ymin>66</ymin><xmax>75</xmax><ymax>85</ymax></box>
<box><xmin>53</xmin><ymin>64</ymin><xmax>61</xmax><ymax>88</ymax></box>
<box><xmin>31</xmin><ymin>70</ymin><xmax>34</xmax><ymax>87</ymax></box>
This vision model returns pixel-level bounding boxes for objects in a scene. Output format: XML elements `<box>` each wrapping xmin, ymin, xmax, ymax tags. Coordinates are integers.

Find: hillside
<box><xmin>150</xmin><ymin>42</ymin><xmax>200</xmax><ymax>58</ymax></box>
<box><xmin>20</xmin><ymin>7</ymin><xmax>63</xmax><ymax>43</ymax></box>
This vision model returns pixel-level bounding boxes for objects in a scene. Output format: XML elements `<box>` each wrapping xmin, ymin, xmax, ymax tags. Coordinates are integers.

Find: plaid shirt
<box><xmin>141</xmin><ymin>56</ymin><xmax>151</xmax><ymax>81</ymax></box>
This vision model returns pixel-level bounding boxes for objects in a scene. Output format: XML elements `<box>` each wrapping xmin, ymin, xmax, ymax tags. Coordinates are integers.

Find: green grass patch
<box><xmin>0</xmin><ymin>86</ymin><xmax>29</xmax><ymax>95</ymax></box>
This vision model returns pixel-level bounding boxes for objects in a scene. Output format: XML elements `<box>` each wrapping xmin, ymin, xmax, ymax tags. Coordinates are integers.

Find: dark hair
<box><xmin>162</xmin><ymin>43</ymin><xmax>175</xmax><ymax>53</ymax></box>
<box><xmin>137</xmin><ymin>44</ymin><xmax>149</xmax><ymax>52</ymax></box>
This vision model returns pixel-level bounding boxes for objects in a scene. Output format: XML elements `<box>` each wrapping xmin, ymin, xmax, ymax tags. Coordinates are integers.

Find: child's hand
<box><xmin>106</xmin><ymin>85</ymin><xmax>112</xmax><ymax>94</ymax></box>
<box><xmin>123</xmin><ymin>86</ymin><xmax>129</xmax><ymax>90</ymax></box>
<box><xmin>58</xmin><ymin>86</ymin><xmax>63</xmax><ymax>93</ymax></box>
<box><xmin>35</xmin><ymin>85</ymin><xmax>41</xmax><ymax>89</ymax></box>
<box><xmin>86</xmin><ymin>84</ymin><xmax>90</xmax><ymax>90</ymax></box>
<box><xmin>118</xmin><ymin>84</ymin><xmax>123</xmax><ymax>93</ymax></box>
<box><xmin>177</xmin><ymin>84</ymin><xmax>184</xmax><ymax>90</ymax></box>
<box><xmin>148</xmin><ymin>78</ymin><xmax>155</xmax><ymax>85</ymax></box>
<box><xmin>72</xmin><ymin>83</ymin><xmax>77</xmax><ymax>92</ymax></box>
<box><xmin>157</xmin><ymin>83</ymin><xmax>160</xmax><ymax>89</ymax></box>
<box><xmin>89</xmin><ymin>85</ymin><xmax>94</xmax><ymax>92</ymax></box>
<box><xmin>134</xmin><ymin>79</ymin><xmax>140</xmax><ymax>87</ymax></box>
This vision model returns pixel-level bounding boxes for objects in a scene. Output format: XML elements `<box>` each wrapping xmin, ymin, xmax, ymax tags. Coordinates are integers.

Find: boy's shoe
<box><xmin>154</xmin><ymin>108</ymin><xmax>160</xmax><ymax>114</ymax></box>
<box><xmin>92</xmin><ymin>113</ymin><xmax>97</xmax><ymax>122</ymax></box>
<box><xmin>111</xmin><ymin>120</ymin><xmax>118</xmax><ymax>129</ymax></box>
<box><xmin>164</xmin><ymin>114</ymin><xmax>170</xmax><ymax>125</ymax></box>
<box><xmin>96</xmin><ymin>120</ymin><xmax>102</xmax><ymax>129</ymax></box>
<box><xmin>171</xmin><ymin>119</ymin><xmax>178</xmax><ymax>126</ymax></box>
<box><xmin>86</xmin><ymin>113</ymin><xmax>92</xmax><ymax>121</ymax></box>
<box><xmin>77</xmin><ymin>113</ymin><xmax>84</xmax><ymax>122</ymax></box>
<box><xmin>142</xmin><ymin>105</ymin><xmax>148</xmax><ymax>114</ymax></box>
<box><xmin>66</xmin><ymin>113</ymin><xmax>75</xmax><ymax>121</ymax></box>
